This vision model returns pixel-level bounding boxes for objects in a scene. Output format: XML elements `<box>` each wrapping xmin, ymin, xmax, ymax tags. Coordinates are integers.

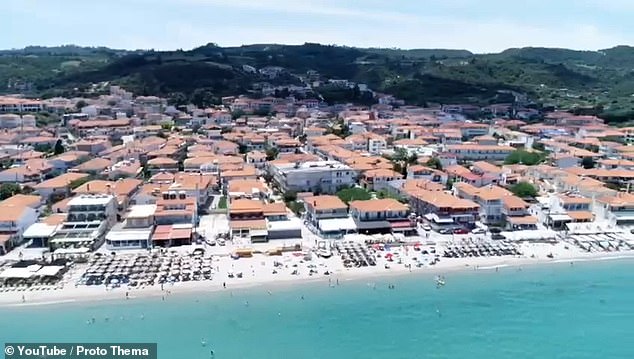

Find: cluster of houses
<box><xmin>0</xmin><ymin>85</ymin><xmax>634</xmax><ymax>257</ymax></box>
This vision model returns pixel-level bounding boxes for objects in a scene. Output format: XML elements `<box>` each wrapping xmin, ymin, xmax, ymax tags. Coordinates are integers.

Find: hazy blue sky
<box><xmin>2</xmin><ymin>0</ymin><xmax>632</xmax><ymax>52</ymax></box>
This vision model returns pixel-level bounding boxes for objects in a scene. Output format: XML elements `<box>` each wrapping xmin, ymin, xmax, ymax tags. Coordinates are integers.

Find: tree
<box><xmin>69</xmin><ymin>176</ymin><xmax>91</xmax><ymax>189</ymax></box>
<box><xmin>336</xmin><ymin>187</ymin><xmax>371</xmax><ymax>203</ymax></box>
<box><xmin>393</xmin><ymin>162</ymin><xmax>405</xmax><ymax>176</ymax></box>
<box><xmin>510</xmin><ymin>182</ymin><xmax>538</xmax><ymax>198</ymax></box>
<box><xmin>168</xmin><ymin>92</ymin><xmax>188</xmax><ymax>107</ymax></box>
<box><xmin>161</xmin><ymin>122</ymin><xmax>173</xmax><ymax>131</ymax></box>
<box><xmin>283</xmin><ymin>190</ymin><xmax>298</xmax><ymax>203</ymax></box>
<box><xmin>445</xmin><ymin>178</ymin><xmax>454</xmax><ymax>190</ymax></box>
<box><xmin>0</xmin><ymin>183</ymin><xmax>21</xmax><ymax>200</ymax></box>
<box><xmin>504</xmin><ymin>150</ymin><xmax>545</xmax><ymax>166</ymax></box>
<box><xmin>238</xmin><ymin>144</ymin><xmax>248</xmax><ymax>154</ymax></box>
<box><xmin>75</xmin><ymin>100</ymin><xmax>87</xmax><ymax>110</ymax></box>
<box><xmin>265</xmin><ymin>147</ymin><xmax>279</xmax><ymax>161</ymax></box>
<box><xmin>531</xmin><ymin>142</ymin><xmax>545</xmax><ymax>151</ymax></box>
<box><xmin>581</xmin><ymin>157</ymin><xmax>595</xmax><ymax>169</ymax></box>
<box><xmin>425</xmin><ymin>157</ymin><xmax>443</xmax><ymax>170</ymax></box>
<box><xmin>392</xmin><ymin>147</ymin><xmax>409</xmax><ymax>162</ymax></box>
<box><xmin>34</xmin><ymin>144</ymin><xmax>52</xmax><ymax>153</ymax></box>
<box><xmin>54</xmin><ymin>139</ymin><xmax>65</xmax><ymax>155</ymax></box>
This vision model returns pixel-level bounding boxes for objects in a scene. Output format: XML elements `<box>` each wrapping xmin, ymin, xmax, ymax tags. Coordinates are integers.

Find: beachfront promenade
<box><xmin>1</xmin><ymin>233</ymin><xmax>633</xmax><ymax>307</ymax></box>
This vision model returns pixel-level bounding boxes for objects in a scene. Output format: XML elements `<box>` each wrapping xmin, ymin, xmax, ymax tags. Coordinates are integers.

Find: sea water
<box><xmin>1</xmin><ymin>260</ymin><xmax>634</xmax><ymax>359</ymax></box>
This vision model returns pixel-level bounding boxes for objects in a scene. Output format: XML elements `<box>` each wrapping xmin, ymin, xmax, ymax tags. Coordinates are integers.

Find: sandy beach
<box><xmin>2</xmin><ymin>240</ymin><xmax>634</xmax><ymax>307</ymax></box>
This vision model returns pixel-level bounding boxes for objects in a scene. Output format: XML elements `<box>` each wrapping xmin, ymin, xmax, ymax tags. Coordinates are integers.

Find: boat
<box><xmin>435</xmin><ymin>275</ymin><xmax>446</xmax><ymax>288</ymax></box>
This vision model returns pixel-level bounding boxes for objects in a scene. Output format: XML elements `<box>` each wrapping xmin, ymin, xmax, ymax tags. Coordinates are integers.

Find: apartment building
<box><xmin>50</xmin><ymin>194</ymin><xmax>117</xmax><ymax>251</ymax></box>
<box><xmin>409</xmin><ymin>190</ymin><xmax>479</xmax><ymax>227</ymax></box>
<box><xmin>0</xmin><ymin>114</ymin><xmax>37</xmax><ymax>128</ymax></box>
<box><xmin>228</xmin><ymin>199</ymin><xmax>300</xmax><ymax>242</ymax></box>
<box><xmin>406</xmin><ymin>165</ymin><xmax>448</xmax><ymax>184</ymax></box>
<box><xmin>105</xmin><ymin>204</ymin><xmax>155</xmax><ymax>250</ymax></box>
<box><xmin>349</xmin><ymin>199</ymin><xmax>414</xmax><ymax>235</ymax></box>
<box><xmin>303</xmin><ymin>195</ymin><xmax>354</xmax><ymax>237</ymax></box>
<box><xmin>361</xmin><ymin>169</ymin><xmax>404</xmax><ymax>191</ymax></box>
<box><xmin>446</xmin><ymin>144</ymin><xmax>514</xmax><ymax>161</ymax></box>
<box><xmin>454</xmin><ymin>183</ymin><xmax>510</xmax><ymax>224</ymax></box>
<box><xmin>0</xmin><ymin>96</ymin><xmax>44</xmax><ymax>113</ymax></box>
<box><xmin>545</xmin><ymin>195</ymin><xmax>594</xmax><ymax>229</ymax></box>
<box><xmin>270</xmin><ymin>160</ymin><xmax>357</xmax><ymax>194</ymax></box>
<box><xmin>154</xmin><ymin>191</ymin><xmax>197</xmax><ymax>227</ymax></box>
<box><xmin>595</xmin><ymin>192</ymin><xmax>634</xmax><ymax>225</ymax></box>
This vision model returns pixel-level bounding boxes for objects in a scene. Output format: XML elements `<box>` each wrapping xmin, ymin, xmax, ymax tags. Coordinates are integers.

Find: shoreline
<box><xmin>3</xmin><ymin>249</ymin><xmax>634</xmax><ymax>308</ymax></box>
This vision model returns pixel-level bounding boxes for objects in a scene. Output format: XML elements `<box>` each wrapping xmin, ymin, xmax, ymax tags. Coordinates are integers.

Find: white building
<box><xmin>368</xmin><ymin>137</ymin><xmax>387</xmax><ymax>154</ymax></box>
<box><xmin>270</xmin><ymin>160</ymin><xmax>357</xmax><ymax>194</ymax></box>
<box><xmin>0</xmin><ymin>114</ymin><xmax>37</xmax><ymax>128</ymax></box>
<box><xmin>50</xmin><ymin>195</ymin><xmax>117</xmax><ymax>251</ymax></box>
<box><xmin>105</xmin><ymin>204</ymin><xmax>155</xmax><ymax>250</ymax></box>
<box><xmin>0</xmin><ymin>205</ymin><xmax>38</xmax><ymax>244</ymax></box>
<box><xmin>446</xmin><ymin>144</ymin><xmax>514</xmax><ymax>161</ymax></box>
<box><xmin>0</xmin><ymin>96</ymin><xmax>44</xmax><ymax>113</ymax></box>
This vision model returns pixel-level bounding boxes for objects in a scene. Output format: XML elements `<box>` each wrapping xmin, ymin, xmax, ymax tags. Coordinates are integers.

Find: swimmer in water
<box><xmin>301</xmin><ymin>295</ymin><xmax>304</xmax><ymax>300</ymax></box>
<box><xmin>244</xmin><ymin>300</ymin><xmax>249</xmax><ymax>307</ymax></box>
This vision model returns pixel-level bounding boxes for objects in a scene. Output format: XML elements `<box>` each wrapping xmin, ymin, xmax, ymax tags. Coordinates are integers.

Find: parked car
<box><xmin>489</xmin><ymin>227</ymin><xmax>502</xmax><ymax>234</ymax></box>
<box><xmin>491</xmin><ymin>234</ymin><xmax>506</xmax><ymax>240</ymax></box>
<box><xmin>421</xmin><ymin>223</ymin><xmax>432</xmax><ymax>231</ymax></box>
<box><xmin>453</xmin><ymin>228</ymin><xmax>469</xmax><ymax>234</ymax></box>
<box><xmin>438</xmin><ymin>228</ymin><xmax>453</xmax><ymax>234</ymax></box>
<box><xmin>471</xmin><ymin>228</ymin><xmax>486</xmax><ymax>234</ymax></box>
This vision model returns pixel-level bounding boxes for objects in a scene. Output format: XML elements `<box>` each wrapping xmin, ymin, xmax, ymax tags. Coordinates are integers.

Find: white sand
<box><xmin>1</xmin><ymin>242</ymin><xmax>633</xmax><ymax>307</ymax></box>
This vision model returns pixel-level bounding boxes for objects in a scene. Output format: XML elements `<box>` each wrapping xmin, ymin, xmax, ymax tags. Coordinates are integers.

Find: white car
<box><xmin>471</xmin><ymin>228</ymin><xmax>486</xmax><ymax>234</ymax></box>
<box><xmin>421</xmin><ymin>223</ymin><xmax>432</xmax><ymax>231</ymax></box>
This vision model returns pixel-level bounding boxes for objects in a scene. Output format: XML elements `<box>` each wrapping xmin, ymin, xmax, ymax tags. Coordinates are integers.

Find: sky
<box><xmin>2</xmin><ymin>0</ymin><xmax>633</xmax><ymax>53</ymax></box>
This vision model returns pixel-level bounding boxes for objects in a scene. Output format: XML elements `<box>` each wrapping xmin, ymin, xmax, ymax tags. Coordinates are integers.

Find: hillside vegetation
<box><xmin>3</xmin><ymin>43</ymin><xmax>634</xmax><ymax>121</ymax></box>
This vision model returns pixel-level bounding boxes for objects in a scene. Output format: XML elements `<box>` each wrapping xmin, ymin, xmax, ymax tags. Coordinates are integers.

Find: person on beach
<box><xmin>336</xmin><ymin>279</ymin><xmax>339</xmax><ymax>286</ymax></box>
<box><xmin>125</xmin><ymin>291</ymin><xmax>129</xmax><ymax>299</ymax></box>
<box><xmin>21</xmin><ymin>294</ymin><xmax>25</xmax><ymax>303</ymax></box>
<box><xmin>223</xmin><ymin>282</ymin><xmax>226</xmax><ymax>289</ymax></box>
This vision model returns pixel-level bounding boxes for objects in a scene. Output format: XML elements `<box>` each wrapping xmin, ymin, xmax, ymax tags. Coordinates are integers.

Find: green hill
<box><xmin>3</xmin><ymin>43</ymin><xmax>634</xmax><ymax>121</ymax></box>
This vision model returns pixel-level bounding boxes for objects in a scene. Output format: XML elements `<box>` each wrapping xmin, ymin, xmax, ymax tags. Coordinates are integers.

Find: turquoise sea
<box><xmin>2</xmin><ymin>260</ymin><xmax>634</xmax><ymax>359</ymax></box>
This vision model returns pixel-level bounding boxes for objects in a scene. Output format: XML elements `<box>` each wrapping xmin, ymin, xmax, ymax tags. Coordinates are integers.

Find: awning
<box><xmin>424</xmin><ymin>213</ymin><xmax>454</xmax><ymax>224</ymax></box>
<box><xmin>355</xmin><ymin>220</ymin><xmax>391</xmax><ymax>230</ymax></box>
<box><xmin>390</xmin><ymin>220</ymin><xmax>415</xmax><ymax>229</ymax></box>
<box><xmin>507</xmin><ymin>216</ymin><xmax>538</xmax><ymax>225</ymax></box>
<box><xmin>319</xmin><ymin>217</ymin><xmax>357</xmax><ymax>232</ymax></box>
<box><xmin>614</xmin><ymin>214</ymin><xmax>634</xmax><ymax>222</ymax></box>
<box><xmin>549</xmin><ymin>213</ymin><xmax>572</xmax><ymax>221</ymax></box>
<box><xmin>249</xmin><ymin>229</ymin><xmax>269</xmax><ymax>237</ymax></box>
<box><xmin>0</xmin><ymin>268</ymin><xmax>35</xmax><ymax>279</ymax></box>
<box><xmin>36</xmin><ymin>266</ymin><xmax>64</xmax><ymax>277</ymax></box>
